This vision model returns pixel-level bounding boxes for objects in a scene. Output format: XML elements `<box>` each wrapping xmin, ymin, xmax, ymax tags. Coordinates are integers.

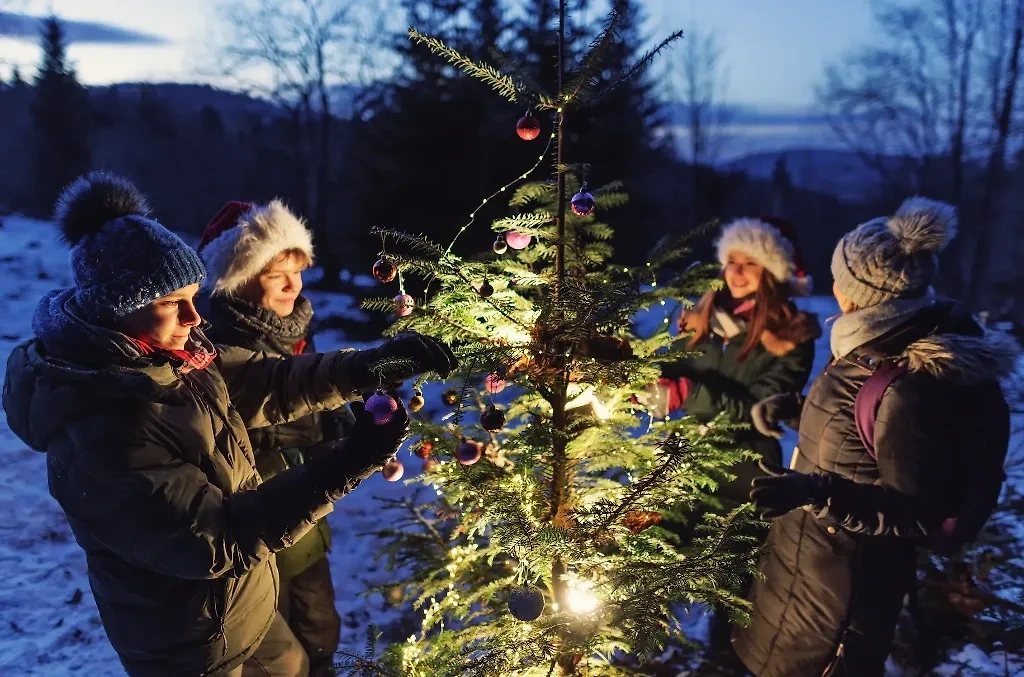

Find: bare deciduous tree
<box><xmin>817</xmin><ymin>1</ymin><xmax>984</xmax><ymax>200</ymax></box>
<box><xmin>971</xmin><ymin>0</ymin><xmax>1024</xmax><ymax>303</ymax></box>
<box><xmin>208</xmin><ymin>0</ymin><xmax>394</xmax><ymax>287</ymax></box>
<box><xmin>673</xmin><ymin>26</ymin><xmax>730</xmax><ymax>166</ymax></box>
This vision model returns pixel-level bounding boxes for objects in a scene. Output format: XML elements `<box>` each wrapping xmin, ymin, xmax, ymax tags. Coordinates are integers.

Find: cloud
<box><xmin>0</xmin><ymin>12</ymin><xmax>168</xmax><ymax>46</ymax></box>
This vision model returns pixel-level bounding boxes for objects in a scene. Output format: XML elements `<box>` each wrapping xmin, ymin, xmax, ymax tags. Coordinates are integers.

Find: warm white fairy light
<box><xmin>565</xmin><ymin>573</ymin><xmax>600</xmax><ymax>614</ymax></box>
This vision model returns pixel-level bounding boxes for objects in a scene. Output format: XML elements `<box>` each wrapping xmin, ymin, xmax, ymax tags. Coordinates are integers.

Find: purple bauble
<box><xmin>505</xmin><ymin>231</ymin><xmax>532</xmax><ymax>250</ymax></box>
<box><xmin>570</xmin><ymin>189</ymin><xmax>596</xmax><ymax>216</ymax></box>
<box><xmin>366</xmin><ymin>390</ymin><xmax>398</xmax><ymax>425</ymax></box>
<box><xmin>455</xmin><ymin>438</ymin><xmax>483</xmax><ymax>466</ymax></box>
<box><xmin>394</xmin><ymin>293</ymin><xmax>415</xmax><ymax>317</ymax></box>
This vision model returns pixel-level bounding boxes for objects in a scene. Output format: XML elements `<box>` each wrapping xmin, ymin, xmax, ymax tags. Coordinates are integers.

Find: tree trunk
<box><xmin>969</xmin><ymin>0</ymin><xmax>1024</xmax><ymax>306</ymax></box>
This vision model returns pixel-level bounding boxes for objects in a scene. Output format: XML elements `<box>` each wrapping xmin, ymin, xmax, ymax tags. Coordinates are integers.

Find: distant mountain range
<box><xmin>723</xmin><ymin>148</ymin><xmax>893</xmax><ymax>203</ymax></box>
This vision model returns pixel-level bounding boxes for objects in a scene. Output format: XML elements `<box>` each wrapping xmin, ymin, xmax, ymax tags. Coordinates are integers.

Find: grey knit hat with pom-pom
<box><xmin>830</xmin><ymin>196</ymin><xmax>957</xmax><ymax>309</ymax></box>
<box><xmin>55</xmin><ymin>171</ymin><xmax>206</xmax><ymax>320</ymax></box>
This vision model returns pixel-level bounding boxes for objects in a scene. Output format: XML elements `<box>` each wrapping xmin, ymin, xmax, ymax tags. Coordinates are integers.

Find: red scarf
<box><xmin>129</xmin><ymin>336</ymin><xmax>217</xmax><ymax>374</ymax></box>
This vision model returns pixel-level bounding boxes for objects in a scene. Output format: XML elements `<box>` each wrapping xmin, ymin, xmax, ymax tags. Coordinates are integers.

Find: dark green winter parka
<box><xmin>201</xmin><ymin>293</ymin><xmax>349</xmax><ymax>580</ymax></box>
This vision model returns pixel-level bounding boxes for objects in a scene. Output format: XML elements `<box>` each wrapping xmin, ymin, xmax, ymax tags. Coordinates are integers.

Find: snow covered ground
<box><xmin>0</xmin><ymin>215</ymin><xmax>1020</xmax><ymax>675</ymax></box>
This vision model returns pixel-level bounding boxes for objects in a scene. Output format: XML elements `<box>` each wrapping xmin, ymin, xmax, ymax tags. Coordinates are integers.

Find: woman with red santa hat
<box><xmin>196</xmin><ymin>199</ymin><xmax>347</xmax><ymax>676</ymax></box>
<box><xmin>659</xmin><ymin>215</ymin><xmax>820</xmax><ymax>671</ymax></box>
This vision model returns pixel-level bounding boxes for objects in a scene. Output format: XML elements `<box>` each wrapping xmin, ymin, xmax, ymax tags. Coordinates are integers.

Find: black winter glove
<box><xmin>749</xmin><ymin>460</ymin><xmax>827</xmax><ymax>520</ymax></box>
<box><xmin>348</xmin><ymin>332</ymin><xmax>458</xmax><ymax>390</ymax></box>
<box><xmin>305</xmin><ymin>397</ymin><xmax>410</xmax><ymax>500</ymax></box>
<box><xmin>750</xmin><ymin>392</ymin><xmax>803</xmax><ymax>439</ymax></box>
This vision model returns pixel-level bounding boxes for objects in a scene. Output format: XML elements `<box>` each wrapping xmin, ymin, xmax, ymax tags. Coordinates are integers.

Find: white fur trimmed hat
<box><xmin>716</xmin><ymin>217</ymin><xmax>812</xmax><ymax>294</ymax></box>
<box><xmin>197</xmin><ymin>199</ymin><xmax>314</xmax><ymax>295</ymax></box>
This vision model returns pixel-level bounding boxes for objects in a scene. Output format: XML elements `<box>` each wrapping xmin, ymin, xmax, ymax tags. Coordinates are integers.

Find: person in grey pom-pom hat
<box><xmin>733</xmin><ymin>197</ymin><xmax>1019</xmax><ymax>677</ymax></box>
<box><xmin>830</xmin><ymin>196</ymin><xmax>957</xmax><ymax>312</ymax></box>
<box><xmin>2</xmin><ymin>173</ymin><xmax>458</xmax><ymax>676</ymax></box>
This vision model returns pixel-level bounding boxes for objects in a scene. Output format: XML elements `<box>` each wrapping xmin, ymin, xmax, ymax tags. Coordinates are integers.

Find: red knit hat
<box><xmin>759</xmin><ymin>215</ymin><xmax>813</xmax><ymax>296</ymax></box>
<box><xmin>197</xmin><ymin>199</ymin><xmax>314</xmax><ymax>295</ymax></box>
<box><xmin>197</xmin><ymin>201</ymin><xmax>253</xmax><ymax>252</ymax></box>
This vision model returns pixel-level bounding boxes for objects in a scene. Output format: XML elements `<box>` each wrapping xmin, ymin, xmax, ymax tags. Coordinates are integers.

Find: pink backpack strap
<box><xmin>854</xmin><ymin>359</ymin><xmax>907</xmax><ymax>460</ymax></box>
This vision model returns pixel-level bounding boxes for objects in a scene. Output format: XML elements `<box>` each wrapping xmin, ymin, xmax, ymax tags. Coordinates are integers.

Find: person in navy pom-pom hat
<box><xmin>55</xmin><ymin>171</ymin><xmax>207</xmax><ymax>327</ymax></box>
<box><xmin>2</xmin><ymin>173</ymin><xmax>458</xmax><ymax>676</ymax></box>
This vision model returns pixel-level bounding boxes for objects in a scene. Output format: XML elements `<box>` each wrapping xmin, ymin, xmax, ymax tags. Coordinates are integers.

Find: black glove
<box><xmin>749</xmin><ymin>460</ymin><xmax>826</xmax><ymax>520</ymax></box>
<box><xmin>305</xmin><ymin>397</ymin><xmax>410</xmax><ymax>500</ymax></box>
<box><xmin>349</xmin><ymin>332</ymin><xmax>458</xmax><ymax>390</ymax></box>
<box><xmin>750</xmin><ymin>393</ymin><xmax>802</xmax><ymax>439</ymax></box>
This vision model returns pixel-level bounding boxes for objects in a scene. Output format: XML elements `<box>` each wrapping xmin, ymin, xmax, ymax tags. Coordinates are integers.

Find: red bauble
<box><xmin>365</xmin><ymin>389</ymin><xmax>398</xmax><ymax>425</ymax></box>
<box><xmin>373</xmin><ymin>258</ymin><xmax>397</xmax><ymax>283</ymax></box>
<box><xmin>455</xmin><ymin>438</ymin><xmax>483</xmax><ymax>465</ymax></box>
<box><xmin>382</xmin><ymin>459</ymin><xmax>404</xmax><ymax>482</ymax></box>
<box><xmin>516</xmin><ymin>115</ymin><xmax>541</xmax><ymax>141</ymax></box>
<box><xmin>414</xmin><ymin>440</ymin><xmax>433</xmax><ymax>459</ymax></box>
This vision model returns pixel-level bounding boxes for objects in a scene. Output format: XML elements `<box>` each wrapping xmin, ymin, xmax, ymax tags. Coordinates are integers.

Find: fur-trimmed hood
<box><xmin>902</xmin><ymin>328</ymin><xmax>1021</xmax><ymax>384</ymax></box>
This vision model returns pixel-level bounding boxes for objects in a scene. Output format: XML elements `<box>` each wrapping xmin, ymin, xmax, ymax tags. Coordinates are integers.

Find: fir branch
<box><xmin>408</xmin><ymin>28</ymin><xmax>522</xmax><ymax>103</ymax></box>
<box><xmin>492</xmin><ymin>213</ymin><xmax>555</xmax><ymax>233</ymax></box>
<box><xmin>591</xmin><ymin>30</ymin><xmax>685</xmax><ymax>105</ymax></box>
<box><xmin>509</xmin><ymin>181</ymin><xmax>554</xmax><ymax>207</ymax></box>
<box><xmin>562</xmin><ymin>1</ymin><xmax>624</xmax><ymax>105</ymax></box>
<box><xmin>486</xmin><ymin>46</ymin><xmax>555</xmax><ymax>105</ymax></box>
<box><xmin>370</xmin><ymin>226</ymin><xmax>446</xmax><ymax>258</ymax></box>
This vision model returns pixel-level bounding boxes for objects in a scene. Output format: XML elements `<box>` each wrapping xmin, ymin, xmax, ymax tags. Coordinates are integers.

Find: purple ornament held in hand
<box><xmin>365</xmin><ymin>389</ymin><xmax>398</xmax><ymax>425</ymax></box>
<box><xmin>382</xmin><ymin>459</ymin><xmax>404</xmax><ymax>482</ymax></box>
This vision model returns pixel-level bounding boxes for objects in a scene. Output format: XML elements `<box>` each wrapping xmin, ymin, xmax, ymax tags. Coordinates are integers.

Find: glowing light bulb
<box><xmin>565</xmin><ymin>575</ymin><xmax>599</xmax><ymax>614</ymax></box>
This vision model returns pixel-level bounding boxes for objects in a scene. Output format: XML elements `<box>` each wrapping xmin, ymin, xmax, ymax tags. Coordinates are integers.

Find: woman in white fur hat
<box><xmin>197</xmin><ymin>200</ymin><xmax>344</xmax><ymax>677</ymax></box>
<box><xmin>660</xmin><ymin>215</ymin><xmax>820</xmax><ymax>669</ymax></box>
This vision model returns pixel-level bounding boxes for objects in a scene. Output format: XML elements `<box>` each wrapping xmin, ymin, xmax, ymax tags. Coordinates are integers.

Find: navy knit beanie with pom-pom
<box><xmin>55</xmin><ymin>171</ymin><xmax>206</xmax><ymax>320</ymax></box>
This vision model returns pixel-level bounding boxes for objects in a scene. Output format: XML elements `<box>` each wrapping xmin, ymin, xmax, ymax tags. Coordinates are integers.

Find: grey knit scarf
<box><xmin>830</xmin><ymin>289</ymin><xmax>937</xmax><ymax>359</ymax></box>
<box><xmin>205</xmin><ymin>294</ymin><xmax>313</xmax><ymax>355</ymax></box>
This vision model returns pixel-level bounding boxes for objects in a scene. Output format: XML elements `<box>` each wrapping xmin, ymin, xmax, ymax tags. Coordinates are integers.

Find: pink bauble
<box><xmin>505</xmin><ymin>231</ymin><xmax>532</xmax><ymax>250</ymax></box>
<box><xmin>382</xmin><ymin>459</ymin><xmax>404</xmax><ymax>482</ymax></box>
<box><xmin>365</xmin><ymin>390</ymin><xmax>398</xmax><ymax>425</ymax></box>
<box><xmin>484</xmin><ymin>373</ymin><xmax>506</xmax><ymax>394</ymax></box>
<box><xmin>394</xmin><ymin>294</ymin><xmax>415</xmax><ymax>317</ymax></box>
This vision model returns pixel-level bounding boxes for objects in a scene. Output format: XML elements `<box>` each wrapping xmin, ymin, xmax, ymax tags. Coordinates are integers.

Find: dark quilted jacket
<box><xmin>733</xmin><ymin>302</ymin><xmax>1019</xmax><ymax>676</ymax></box>
<box><xmin>2</xmin><ymin>290</ymin><xmax>374</xmax><ymax>676</ymax></box>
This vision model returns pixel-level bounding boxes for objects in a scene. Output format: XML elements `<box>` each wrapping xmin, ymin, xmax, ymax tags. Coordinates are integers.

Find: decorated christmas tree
<box><xmin>352</xmin><ymin>2</ymin><xmax>759</xmax><ymax>674</ymax></box>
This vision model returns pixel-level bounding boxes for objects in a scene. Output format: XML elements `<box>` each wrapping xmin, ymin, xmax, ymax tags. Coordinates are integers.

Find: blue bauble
<box><xmin>570</xmin><ymin>189</ymin><xmax>595</xmax><ymax>216</ymax></box>
<box><xmin>508</xmin><ymin>586</ymin><xmax>545</xmax><ymax>621</ymax></box>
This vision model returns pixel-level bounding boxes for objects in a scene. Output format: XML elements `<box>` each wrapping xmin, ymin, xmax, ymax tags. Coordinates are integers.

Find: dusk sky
<box><xmin>0</xmin><ymin>0</ymin><xmax>877</xmax><ymax>110</ymax></box>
